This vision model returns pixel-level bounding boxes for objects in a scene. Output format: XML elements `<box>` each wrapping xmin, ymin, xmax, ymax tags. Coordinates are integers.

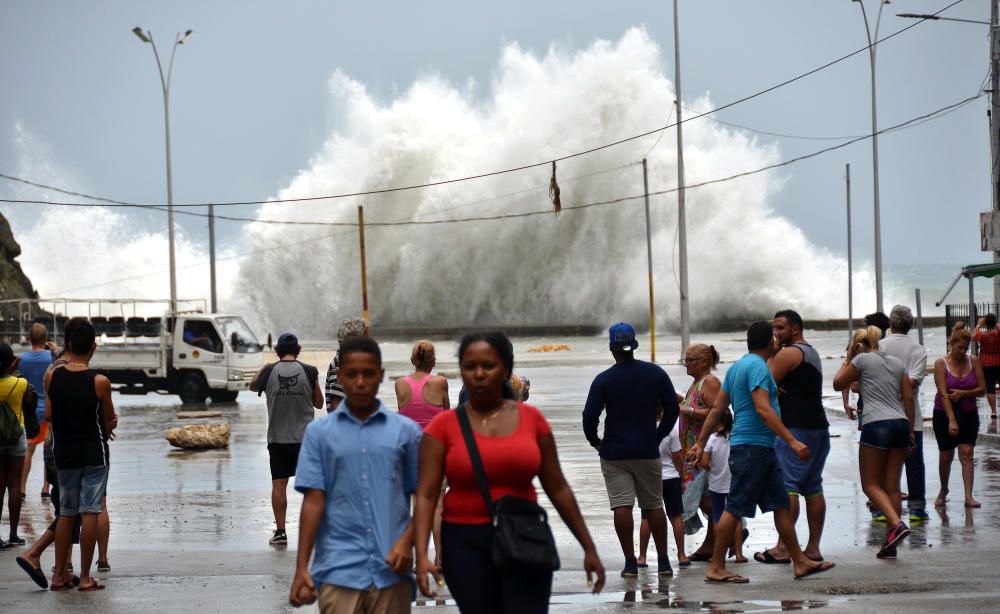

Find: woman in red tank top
<box><xmin>413</xmin><ymin>332</ymin><xmax>605</xmax><ymax>612</ymax></box>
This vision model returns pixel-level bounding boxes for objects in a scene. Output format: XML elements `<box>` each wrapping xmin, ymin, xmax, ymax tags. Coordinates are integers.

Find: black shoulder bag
<box><xmin>456</xmin><ymin>403</ymin><xmax>560</xmax><ymax>572</ymax></box>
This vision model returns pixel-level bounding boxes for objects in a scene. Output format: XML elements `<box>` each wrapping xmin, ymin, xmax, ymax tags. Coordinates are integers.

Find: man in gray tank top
<box><xmin>250</xmin><ymin>333</ymin><xmax>323</xmax><ymax>546</ymax></box>
<box><xmin>757</xmin><ymin>310</ymin><xmax>830</xmax><ymax>565</ymax></box>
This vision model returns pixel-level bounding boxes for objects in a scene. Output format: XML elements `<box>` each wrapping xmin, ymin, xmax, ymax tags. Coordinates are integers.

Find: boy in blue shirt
<box><xmin>290</xmin><ymin>336</ymin><xmax>422</xmax><ymax>612</ymax></box>
<box><xmin>689</xmin><ymin>321</ymin><xmax>834</xmax><ymax>584</ymax></box>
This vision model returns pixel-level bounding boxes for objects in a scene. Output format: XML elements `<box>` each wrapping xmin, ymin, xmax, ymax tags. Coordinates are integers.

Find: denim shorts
<box><xmin>58</xmin><ymin>465</ymin><xmax>109</xmax><ymax>515</ymax></box>
<box><xmin>0</xmin><ymin>432</ymin><xmax>27</xmax><ymax>457</ymax></box>
<box><xmin>725</xmin><ymin>445</ymin><xmax>790</xmax><ymax>519</ymax></box>
<box><xmin>775</xmin><ymin>427</ymin><xmax>830</xmax><ymax>498</ymax></box>
<box><xmin>860</xmin><ymin>418</ymin><xmax>911</xmax><ymax>450</ymax></box>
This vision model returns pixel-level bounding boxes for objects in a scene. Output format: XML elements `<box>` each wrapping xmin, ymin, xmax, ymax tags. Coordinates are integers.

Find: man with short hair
<box><xmin>880</xmin><ymin>305</ymin><xmax>929</xmax><ymax>523</ymax></box>
<box><xmin>583</xmin><ymin>322</ymin><xmax>680</xmax><ymax>577</ymax></box>
<box><xmin>760</xmin><ymin>310</ymin><xmax>830</xmax><ymax>564</ymax></box>
<box><xmin>251</xmin><ymin>332</ymin><xmax>323</xmax><ymax>545</ymax></box>
<box><xmin>689</xmin><ymin>321</ymin><xmax>834</xmax><ymax>583</ymax></box>
<box><xmin>19</xmin><ymin>323</ymin><xmax>54</xmax><ymax>500</ymax></box>
<box><xmin>289</xmin><ymin>335</ymin><xmax>421</xmax><ymax>612</ymax></box>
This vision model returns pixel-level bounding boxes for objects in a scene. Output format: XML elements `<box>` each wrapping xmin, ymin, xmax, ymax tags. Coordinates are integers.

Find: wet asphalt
<box><xmin>1</xmin><ymin>331</ymin><xmax>999</xmax><ymax>613</ymax></box>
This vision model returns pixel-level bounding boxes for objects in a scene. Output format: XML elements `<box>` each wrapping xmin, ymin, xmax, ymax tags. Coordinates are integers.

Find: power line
<box><xmin>0</xmin><ymin>90</ymin><xmax>982</xmax><ymax>228</ymax></box>
<box><xmin>0</xmin><ymin>0</ymin><xmax>964</xmax><ymax>211</ymax></box>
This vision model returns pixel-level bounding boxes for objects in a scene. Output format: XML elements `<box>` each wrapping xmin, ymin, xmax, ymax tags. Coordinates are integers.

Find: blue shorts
<box><xmin>0</xmin><ymin>432</ymin><xmax>27</xmax><ymax>457</ymax></box>
<box><xmin>725</xmin><ymin>445</ymin><xmax>790</xmax><ymax>519</ymax></box>
<box><xmin>860</xmin><ymin>418</ymin><xmax>911</xmax><ymax>450</ymax></box>
<box><xmin>58</xmin><ymin>465</ymin><xmax>109</xmax><ymax>516</ymax></box>
<box><xmin>775</xmin><ymin>427</ymin><xmax>830</xmax><ymax>498</ymax></box>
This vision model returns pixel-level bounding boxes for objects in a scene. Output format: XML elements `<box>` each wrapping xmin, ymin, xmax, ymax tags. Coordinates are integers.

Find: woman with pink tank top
<box><xmin>395</xmin><ymin>340</ymin><xmax>450</xmax><ymax>565</ymax></box>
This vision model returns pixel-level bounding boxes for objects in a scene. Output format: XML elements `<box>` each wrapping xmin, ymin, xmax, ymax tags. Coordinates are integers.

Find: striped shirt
<box><xmin>325</xmin><ymin>352</ymin><xmax>345</xmax><ymax>409</ymax></box>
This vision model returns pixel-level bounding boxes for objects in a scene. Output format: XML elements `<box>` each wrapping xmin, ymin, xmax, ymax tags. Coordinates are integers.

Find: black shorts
<box><xmin>267</xmin><ymin>443</ymin><xmax>301</xmax><ymax>480</ymax></box>
<box><xmin>984</xmin><ymin>366</ymin><xmax>1000</xmax><ymax>394</ymax></box>
<box><xmin>932</xmin><ymin>411</ymin><xmax>980</xmax><ymax>451</ymax></box>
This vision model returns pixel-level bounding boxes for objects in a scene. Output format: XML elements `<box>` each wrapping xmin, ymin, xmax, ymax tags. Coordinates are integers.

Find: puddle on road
<box><xmin>417</xmin><ymin>592</ymin><xmax>843</xmax><ymax>611</ymax></box>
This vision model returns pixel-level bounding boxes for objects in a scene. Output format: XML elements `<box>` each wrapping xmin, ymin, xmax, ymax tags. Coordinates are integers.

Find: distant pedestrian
<box><xmin>677</xmin><ymin>343</ymin><xmax>721</xmax><ymax>564</ymax></box>
<box><xmin>690</xmin><ymin>321</ymin><xmax>834</xmax><ymax>583</ymax></box>
<box><xmin>18</xmin><ymin>323</ymin><xmax>54</xmax><ymax>501</ymax></box>
<box><xmin>974</xmin><ymin>314</ymin><xmax>1000</xmax><ymax>420</ymax></box>
<box><xmin>583</xmin><ymin>322</ymin><xmax>680</xmax><ymax>577</ymax></box>
<box><xmin>834</xmin><ymin>325</ymin><xmax>915</xmax><ymax>559</ymax></box>
<box><xmin>0</xmin><ymin>342</ymin><xmax>29</xmax><ymax>550</ymax></box>
<box><xmin>250</xmin><ymin>332</ymin><xmax>323</xmax><ymax>546</ymax></box>
<box><xmin>760</xmin><ymin>310</ymin><xmax>829</xmax><ymax>564</ymax></box>
<box><xmin>880</xmin><ymin>305</ymin><xmax>930</xmax><ymax>523</ymax></box>
<box><xmin>325</xmin><ymin>318</ymin><xmax>367</xmax><ymax>412</ymax></box>
<box><xmin>395</xmin><ymin>339</ymin><xmax>449</xmax><ymax>566</ymax></box>
<box><xmin>699</xmin><ymin>409</ymin><xmax>745</xmax><ymax>563</ymax></box>
<box><xmin>932</xmin><ymin>323</ymin><xmax>985</xmax><ymax>509</ymax></box>
<box><xmin>414</xmin><ymin>331</ymin><xmax>605</xmax><ymax>611</ymax></box>
<box><xmin>289</xmin><ymin>336</ymin><xmax>422</xmax><ymax>612</ymax></box>
<box><xmin>45</xmin><ymin>320</ymin><xmax>117</xmax><ymax>591</ymax></box>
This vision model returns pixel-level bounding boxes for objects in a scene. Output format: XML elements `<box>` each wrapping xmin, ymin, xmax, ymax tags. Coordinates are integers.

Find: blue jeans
<box><xmin>904</xmin><ymin>431</ymin><xmax>926</xmax><ymax>510</ymax></box>
<box><xmin>58</xmin><ymin>465</ymin><xmax>109</xmax><ymax>516</ymax></box>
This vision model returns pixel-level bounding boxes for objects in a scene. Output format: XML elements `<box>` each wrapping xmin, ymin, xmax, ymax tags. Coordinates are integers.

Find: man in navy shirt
<box><xmin>583</xmin><ymin>322</ymin><xmax>679</xmax><ymax>577</ymax></box>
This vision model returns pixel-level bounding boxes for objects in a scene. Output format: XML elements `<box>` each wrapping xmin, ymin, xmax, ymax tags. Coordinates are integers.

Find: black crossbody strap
<box><xmin>456</xmin><ymin>404</ymin><xmax>495</xmax><ymax>520</ymax></box>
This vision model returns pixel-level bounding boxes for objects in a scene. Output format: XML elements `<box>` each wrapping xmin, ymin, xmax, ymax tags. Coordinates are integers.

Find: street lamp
<box><xmin>132</xmin><ymin>27</ymin><xmax>193</xmax><ymax>314</ymax></box>
<box><xmin>852</xmin><ymin>0</ymin><xmax>889</xmax><ymax>314</ymax></box>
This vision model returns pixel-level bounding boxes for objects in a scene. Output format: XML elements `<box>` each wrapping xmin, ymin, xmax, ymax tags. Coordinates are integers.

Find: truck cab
<box><xmin>172</xmin><ymin>314</ymin><xmax>264</xmax><ymax>403</ymax></box>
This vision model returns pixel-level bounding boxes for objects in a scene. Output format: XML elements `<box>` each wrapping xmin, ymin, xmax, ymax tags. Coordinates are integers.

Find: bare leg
<box><xmin>693</xmin><ymin>497</ymin><xmax>715</xmax><ymax>555</ymax></box>
<box><xmin>803</xmin><ymin>495</ymin><xmax>826</xmax><ymax>561</ymax></box>
<box><xmin>644</xmin><ymin>507</ymin><xmax>668</xmax><ymax>561</ymax></box>
<box><xmin>77</xmin><ymin>512</ymin><xmax>99</xmax><ymax>589</ymax></box>
<box><xmin>613</xmin><ymin>506</ymin><xmax>635</xmax><ymax>561</ymax></box>
<box><xmin>774</xmin><ymin>507</ymin><xmax>827</xmax><ymax>577</ymax></box>
<box><xmin>97</xmin><ymin>499</ymin><xmax>110</xmax><ymax>564</ymax></box>
<box><xmin>52</xmin><ymin>515</ymin><xmax>75</xmax><ymax>587</ymax></box>
<box><xmin>0</xmin><ymin>456</ymin><xmax>7</xmax><ymax>533</ymax></box>
<box><xmin>271</xmin><ymin>479</ymin><xmax>288</xmax><ymax>530</ymax></box>
<box><xmin>705</xmin><ymin>512</ymin><xmax>742</xmax><ymax>581</ymax></box>
<box><xmin>958</xmin><ymin>444</ymin><xmax>980</xmax><ymax>507</ymax></box>
<box><xmin>767</xmin><ymin>494</ymin><xmax>799</xmax><ymax>559</ymax></box>
<box><xmin>988</xmin><ymin>393</ymin><xmax>997</xmax><ymax>418</ymax></box>
<box><xmin>936</xmin><ymin>449</ymin><xmax>954</xmax><ymax>506</ymax></box>
<box><xmin>21</xmin><ymin>442</ymin><xmax>36</xmax><ymax>496</ymax></box>
<box><xmin>732</xmin><ymin>519</ymin><xmax>746</xmax><ymax>562</ymax></box>
<box><xmin>4</xmin><ymin>455</ymin><xmax>24</xmax><ymax>540</ymax></box>
<box><xmin>882</xmin><ymin>449</ymin><xmax>908</xmax><ymax>522</ymax></box>
<box><xmin>669</xmin><ymin>514</ymin><xmax>688</xmax><ymax>564</ymax></box>
<box><xmin>637</xmin><ymin>517</ymin><xmax>650</xmax><ymax>565</ymax></box>
<box><xmin>860</xmin><ymin>446</ymin><xmax>901</xmax><ymax>527</ymax></box>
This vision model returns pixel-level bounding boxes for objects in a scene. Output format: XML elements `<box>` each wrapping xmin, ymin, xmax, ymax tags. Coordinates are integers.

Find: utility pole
<box><xmin>991</xmin><ymin>0</ymin><xmax>1000</xmax><ymax>304</ymax></box>
<box><xmin>358</xmin><ymin>206</ymin><xmax>370</xmax><ymax>331</ymax></box>
<box><xmin>208</xmin><ymin>203</ymin><xmax>217</xmax><ymax>312</ymax></box>
<box><xmin>846</xmin><ymin>163</ymin><xmax>854</xmax><ymax>345</ymax></box>
<box><xmin>642</xmin><ymin>159</ymin><xmax>656</xmax><ymax>363</ymax></box>
<box><xmin>673</xmin><ymin>0</ymin><xmax>691</xmax><ymax>357</ymax></box>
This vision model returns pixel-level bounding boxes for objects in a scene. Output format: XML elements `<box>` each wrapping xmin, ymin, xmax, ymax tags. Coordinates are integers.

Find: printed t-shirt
<box><xmin>704</xmin><ymin>432</ymin><xmax>732</xmax><ymax>493</ymax></box>
<box><xmin>658</xmin><ymin>422</ymin><xmax>682</xmax><ymax>480</ymax></box>
<box><xmin>722</xmin><ymin>353</ymin><xmax>780</xmax><ymax>448</ymax></box>
<box><xmin>262</xmin><ymin>360</ymin><xmax>319</xmax><ymax>443</ymax></box>
<box><xmin>424</xmin><ymin>402</ymin><xmax>551</xmax><ymax>525</ymax></box>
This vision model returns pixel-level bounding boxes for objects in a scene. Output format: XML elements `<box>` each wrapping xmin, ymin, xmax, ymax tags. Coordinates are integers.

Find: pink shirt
<box><xmin>398</xmin><ymin>375</ymin><xmax>445</xmax><ymax>430</ymax></box>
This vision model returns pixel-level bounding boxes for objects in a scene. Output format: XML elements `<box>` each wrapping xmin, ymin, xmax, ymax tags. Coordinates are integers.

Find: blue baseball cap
<box><xmin>609</xmin><ymin>322</ymin><xmax>638</xmax><ymax>351</ymax></box>
<box><xmin>277</xmin><ymin>332</ymin><xmax>299</xmax><ymax>346</ymax></box>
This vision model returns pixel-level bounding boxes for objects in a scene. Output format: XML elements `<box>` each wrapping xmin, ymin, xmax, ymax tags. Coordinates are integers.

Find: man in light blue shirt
<box><xmin>290</xmin><ymin>336</ymin><xmax>422</xmax><ymax>612</ymax></box>
<box><xmin>689</xmin><ymin>321</ymin><xmax>834</xmax><ymax>584</ymax></box>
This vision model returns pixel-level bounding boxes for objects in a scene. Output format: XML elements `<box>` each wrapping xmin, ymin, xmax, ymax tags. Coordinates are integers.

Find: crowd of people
<box><xmin>0</xmin><ymin>305</ymin><xmax>992</xmax><ymax>612</ymax></box>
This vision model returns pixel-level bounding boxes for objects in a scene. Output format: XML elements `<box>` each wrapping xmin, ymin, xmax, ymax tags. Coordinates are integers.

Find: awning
<box><xmin>935</xmin><ymin>263</ymin><xmax>1000</xmax><ymax>306</ymax></box>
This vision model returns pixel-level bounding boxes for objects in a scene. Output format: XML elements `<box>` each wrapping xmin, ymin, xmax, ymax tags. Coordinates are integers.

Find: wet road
<box><xmin>2</xmin><ymin>330</ymin><xmax>1000</xmax><ymax>612</ymax></box>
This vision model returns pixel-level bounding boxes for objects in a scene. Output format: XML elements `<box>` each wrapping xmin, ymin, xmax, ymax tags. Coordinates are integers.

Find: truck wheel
<box><xmin>178</xmin><ymin>373</ymin><xmax>209</xmax><ymax>405</ymax></box>
<box><xmin>209</xmin><ymin>390</ymin><xmax>239</xmax><ymax>404</ymax></box>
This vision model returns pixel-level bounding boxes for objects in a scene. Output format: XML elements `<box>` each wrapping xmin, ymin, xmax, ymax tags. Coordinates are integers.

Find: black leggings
<box><xmin>441</xmin><ymin>521</ymin><xmax>553</xmax><ymax>614</ymax></box>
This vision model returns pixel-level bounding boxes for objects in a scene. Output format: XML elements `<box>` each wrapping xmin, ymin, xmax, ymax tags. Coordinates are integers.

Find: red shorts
<box><xmin>28</xmin><ymin>421</ymin><xmax>48</xmax><ymax>446</ymax></box>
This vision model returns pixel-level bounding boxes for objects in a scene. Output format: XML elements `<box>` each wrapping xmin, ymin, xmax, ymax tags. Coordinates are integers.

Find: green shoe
<box><xmin>909</xmin><ymin>508</ymin><xmax>930</xmax><ymax>523</ymax></box>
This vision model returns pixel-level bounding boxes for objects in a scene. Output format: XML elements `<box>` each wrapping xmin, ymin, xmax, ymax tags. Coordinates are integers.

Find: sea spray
<box><xmin>231</xmin><ymin>28</ymin><xmax>874</xmax><ymax>336</ymax></box>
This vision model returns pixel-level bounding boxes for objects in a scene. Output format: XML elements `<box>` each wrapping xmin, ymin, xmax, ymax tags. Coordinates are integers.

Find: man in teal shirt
<box><xmin>689</xmin><ymin>321</ymin><xmax>834</xmax><ymax>584</ymax></box>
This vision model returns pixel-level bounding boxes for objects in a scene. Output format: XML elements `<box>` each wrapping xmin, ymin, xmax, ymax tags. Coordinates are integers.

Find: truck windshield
<box><xmin>217</xmin><ymin>317</ymin><xmax>262</xmax><ymax>353</ymax></box>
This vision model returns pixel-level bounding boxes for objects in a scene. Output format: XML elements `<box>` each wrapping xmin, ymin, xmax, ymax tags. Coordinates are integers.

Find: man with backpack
<box><xmin>250</xmin><ymin>333</ymin><xmax>323</xmax><ymax>546</ymax></box>
<box><xmin>0</xmin><ymin>342</ymin><xmax>35</xmax><ymax>550</ymax></box>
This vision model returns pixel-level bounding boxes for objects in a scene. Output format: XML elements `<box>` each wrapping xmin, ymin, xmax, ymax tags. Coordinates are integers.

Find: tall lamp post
<box><xmin>852</xmin><ymin>0</ymin><xmax>888</xmax><ymax>313</ymax></box>
<box><xmin>132</xmin><ymin>27</ymin><xmax>193</xmax><ymax>314</ymax></box>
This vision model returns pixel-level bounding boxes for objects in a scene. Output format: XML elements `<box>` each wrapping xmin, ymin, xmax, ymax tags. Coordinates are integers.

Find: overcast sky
<box><xmin>0</xmin><ymin>0</ymin><xmax>990</xmax><ymax>272</ymax></box>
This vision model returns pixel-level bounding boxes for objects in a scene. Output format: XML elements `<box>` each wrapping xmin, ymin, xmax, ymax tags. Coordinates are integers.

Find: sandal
<box><xmin>705</xmin><ymin>574</ymin><xmax>749</xmax><ymax>584</ymax></box>
<box><xmin>753</xmin><ymin>550</ymin><xmax>791</xmax><ymax>564</ymax></box>
<box><xmin>688</xmin><ymin>552</ymin><xmax>712</xmax><ymax>562</ymax></box>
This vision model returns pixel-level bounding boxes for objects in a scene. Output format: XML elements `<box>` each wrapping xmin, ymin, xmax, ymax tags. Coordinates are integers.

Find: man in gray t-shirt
<box><xmin>250</xmin><ymin>332</ymin><xmax>323</xmax><ymax>545</ymax></box>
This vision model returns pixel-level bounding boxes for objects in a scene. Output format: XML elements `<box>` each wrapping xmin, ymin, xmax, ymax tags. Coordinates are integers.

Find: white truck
<box><xmin>2</xmin><ymin>298</ymin><xmax>265</xmax><ymax>404</ymax></box>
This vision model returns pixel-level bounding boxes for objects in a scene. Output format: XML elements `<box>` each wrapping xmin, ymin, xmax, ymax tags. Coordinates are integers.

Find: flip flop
<box><xmin>753</xmin><ymin>550</ymin><xmax>791</xmax><ymax>565</ymax></box>
<box><xmin>807</xmin><ymin>555</ymin><xmax>825</xmax><ymax>562</ymax></box>
<box><xmin>795</xmin><ymin>561</ymin><xmax>836</xmax><ymax>580</ymax></box>
<box><xmin>78</xmin><ymin>581</ymin><xmax>106</xmax><ymax>592</ymax></box>
<box><xmin>49</xmin><ymin>582</ymin><xmax>74</xmax><ymax>591</ymax></box>
<box><xmin>688</xmin><ymin>552</ymin><xmax>712</xmax><ymax>562</ymax></box>
<box><xmin>16</xmin><ymin>556</ymin><xmax>48</xmax><ymax>589</ymax></box>
<box><xmin>678</xmin><ymin>560</ymin><xmax>692</xmax><ymax>568</ymax></box>
<box><xmin>705</xmin><ymin>575</ymin><xmax>749</xmax><ymax>584</ymax></box>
